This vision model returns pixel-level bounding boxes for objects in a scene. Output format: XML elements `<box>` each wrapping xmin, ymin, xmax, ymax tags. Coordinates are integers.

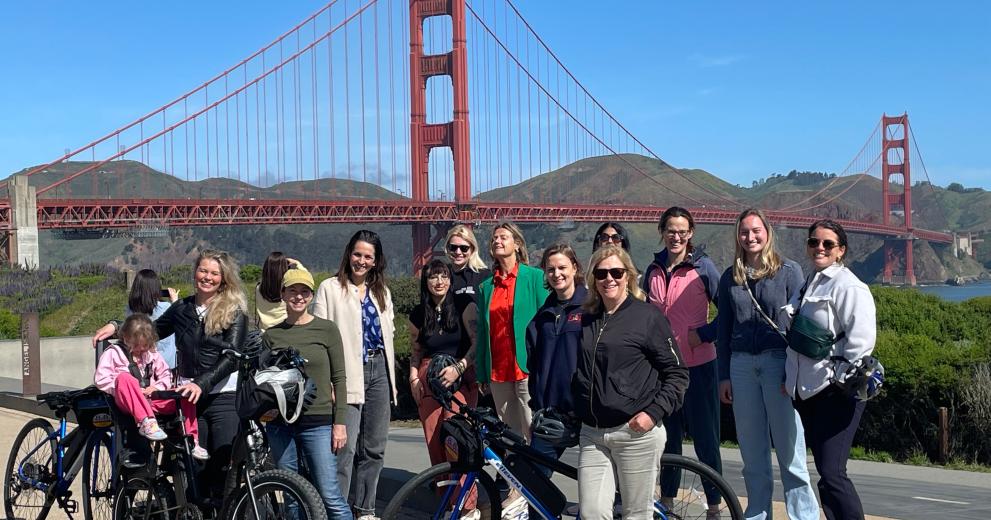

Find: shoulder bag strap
<box><xmin>743</xmin><ymin>281</ymin><xmax>787</xmax><ymax>341</ymax></box>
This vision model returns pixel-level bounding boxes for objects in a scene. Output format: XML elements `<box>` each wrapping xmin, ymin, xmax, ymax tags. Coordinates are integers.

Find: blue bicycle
<box><xmin>3</xmin><ymin>386</ymin><xmax>118</xmax><ymax>520</ymax></box>
<box><xmin>383</xmin><ymin>402</ymin><xmax>743</xmax><ymax>520</ymax></box>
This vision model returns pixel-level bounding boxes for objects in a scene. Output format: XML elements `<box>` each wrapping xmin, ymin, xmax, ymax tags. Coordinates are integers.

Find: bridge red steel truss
<box><xmin>26</xmin><ymin>199</ymin><xmax>953</xmax><ymax>244</ymax></box>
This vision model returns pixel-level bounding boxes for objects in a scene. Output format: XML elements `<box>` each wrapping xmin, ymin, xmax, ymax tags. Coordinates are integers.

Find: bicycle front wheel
<box><xmin>222</xmin><ymin>468</ymin><xmax>328</xmax><ymax>520</ymax></box>
<box><xmin>4</xmin><ymin>417</ymin><xmax>57</xmax><ymax>520</ymax></box>
<box><xmin>657</xmin><ymin>454</ymin><xmax>744</xmax><ymax>520</ymax></box>
<box><xmin>382</xmin><ymin>462</ymin><xmax>501</xmax><ymax>520</ymax></box>
<box><xmin>83</xmin><ymin>429</ymin><xmax>116</xmax><ymax>520</ymax></box>
<box><xmin>112</xmin><ymin>477</ymin><xmax>174</xmax><ymax>520</ymax></box>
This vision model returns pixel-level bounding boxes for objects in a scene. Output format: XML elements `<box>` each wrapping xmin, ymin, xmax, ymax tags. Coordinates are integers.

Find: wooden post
<box><xmin>20</xmin><ymin>312</ymin><xmax>40</xmax><ymax>396</ymax></box>
<box><xmin>937</xmin><ymin>406</ymin><xmax>949</xmax><ymax>464</ymax></box>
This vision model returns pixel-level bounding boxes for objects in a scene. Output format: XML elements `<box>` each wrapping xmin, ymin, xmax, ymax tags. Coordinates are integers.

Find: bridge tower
<box><xmin>409</xmin><ymin>0</ymin><xmax>472</xmax><ymax>271</ymax></box>
<box><xmin>881</xmin><ymin>113</ymin><xmax>916</xmax><ymax>286</ymax></box>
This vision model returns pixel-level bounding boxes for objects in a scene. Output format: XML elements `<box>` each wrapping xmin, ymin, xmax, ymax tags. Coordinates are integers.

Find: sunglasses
<box><xmin>597</xmin><ymin>233</ymin><xmax>624</xmax><ymax>243</ymax></box>
<box><xmin>807</xmin><ymin>238</ymin><xmax>840</xmax><ymax>250</ymax></box>
<box><xmin>447</xmin><ymin>244</ymin><xmax>471</xmax><ymax>253</ymax></box>
<box><xmin>592</xmin><ymin>267</ymin><xmax>627</xmax><ymax>280</ymax></box>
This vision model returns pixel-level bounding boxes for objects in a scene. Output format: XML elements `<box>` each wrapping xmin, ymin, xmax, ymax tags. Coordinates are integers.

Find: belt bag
<box><xmin>786</xmin><ymin>313</ymin><xmax>844</xmax><ymax>360</ymax></box>
<box><xmin>253</xmin><ymin>366</ymin><xmax>307</xmax><ymax>424</ymax></box>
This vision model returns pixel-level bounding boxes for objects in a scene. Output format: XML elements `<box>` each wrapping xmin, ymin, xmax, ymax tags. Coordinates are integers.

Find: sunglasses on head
<box><xmin>447</xmin><ymin>244</ymin><xmax>471</xmax><ymax>253</ymax></box>
<box><xmin>597</xmin><ymin>233</ymin><xmax>624</xmax><ymax>243</ymax></box>
<box><xmin>807</xmin><ymin>238</ymin><xmax>839</xmax><ymax>250</ymax></box>
<box><xmin>592</xmin><ymin>267</ymin><xmax>627</xmax><ymax>280</ymax></box>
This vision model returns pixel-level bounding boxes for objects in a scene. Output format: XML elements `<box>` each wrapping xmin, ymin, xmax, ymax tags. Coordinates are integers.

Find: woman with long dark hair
<box><xmin>408</xmin><ymin>259</ymin><xmax>479</xmax><ymax>516</ymax></box>
<box><xmin>255</xmin><ymin>251</ymin><xmax>307</xmax><ymax>331</ymax></box>
<box><xmin>592</xmin><ymin>222</ymin><xmax>631</xmax><ymax>252</ymax></box>
<box><xmin>642</xmin><ymin>207</ymin><xmax>724</xmax><ymax>516</ymax></box>
<box><xmin>126</xmin><ymin>268</ymin><xmax>179</xmax><ymax>367</ymax></box>
<box><xmin>313</xmin><ymin>230</ymin><xmax>396</xmax><ymax>520</ymax></box>
<box><xmin>716</xmin><ymin>209</ymin><xmax>819</xmax><ymax>520</ymax></box>
<box><xmin>572</xmin><ymin>245</ymin><xmax>688</xmax><ymax>519</ymax></box>
<box><xmin>787</xmin><ymin>219</ymin><xmax>876</xmax><ymax>520</ymax></box>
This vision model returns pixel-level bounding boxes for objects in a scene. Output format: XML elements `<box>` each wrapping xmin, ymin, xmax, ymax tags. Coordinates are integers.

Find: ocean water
<box><xmin>916</xmin><ymin>281</ymin><xmax>991</xmax><ymax>302</ymax></box>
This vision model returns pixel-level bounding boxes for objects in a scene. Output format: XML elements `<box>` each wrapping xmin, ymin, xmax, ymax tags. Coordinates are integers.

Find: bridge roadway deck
<box><xmin>0</xmin><ymin>200</ymin><xmax>953</xmax><ymax>243</ymax></box>
<box><xmin>2</xmin><ymin>395</ymin><xmax>988</xmax><ymax>520</ymax></box>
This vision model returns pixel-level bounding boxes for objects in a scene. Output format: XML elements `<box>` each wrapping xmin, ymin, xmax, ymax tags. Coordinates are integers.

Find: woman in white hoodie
<box><xmin>313</xmin><ymin>230</ymin><xmax>396</xmax><ymax>520</ymax></box>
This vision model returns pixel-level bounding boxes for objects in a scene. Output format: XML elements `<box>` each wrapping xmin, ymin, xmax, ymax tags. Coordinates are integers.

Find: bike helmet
<box><xmin>531</xmin><ymin>407</ymin><xmax>581</xmax><ymax>448</ymax></box>
<box><xmin>834</xmin><ymin>355</ymin><xmax>885</xmax><ymax>401</ymax></box>
<box><xmin>426</xmin><ymin>354</ymin><xmax>462</xmax><ymax>408</ymax></box>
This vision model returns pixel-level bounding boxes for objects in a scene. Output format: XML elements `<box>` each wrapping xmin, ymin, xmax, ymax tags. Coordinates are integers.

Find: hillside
<box><xmin>7</xmin><ymin>156</ymin><xmax>990</xmax><ymax>281</ymax></box>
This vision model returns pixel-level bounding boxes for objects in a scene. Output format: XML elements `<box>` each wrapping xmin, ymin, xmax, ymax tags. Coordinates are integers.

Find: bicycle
<box><xmin>383</xmin><ymin>401</ymin><xmax>744</xmax><ymax>520</ymax></box>
<box><xmin>108</xmin><ymin>337</ymin><xmax>326</xmax><ymax>520</ymax></box>
<box><xmin>4</xmin><ymin>386</ymin><xmax>118</xmax><ymax>520</ymax></box>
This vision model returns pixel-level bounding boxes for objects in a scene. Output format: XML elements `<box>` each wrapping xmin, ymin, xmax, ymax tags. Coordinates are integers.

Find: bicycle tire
<box><xmin>658</xmin><ymin>454</ymin><xmax>744</xmax><ymax>520</ymax></box>
<box><xmin>221</xmin><ymin>468</ymin><xmax>328</xmax><ymax>520</ymax></box>
<box><xmin>83</xmin><ymin>430</ymin><xmax>115</xmax><ymax>520</ymax></box>
<box><xmin>111</xmin><ymin>477</ymin><xmax>174</xmax><ymax>520</ymax></box>
<box><xmin>4</xmin><ymin>417</ymin><xmax>58</xmax><ymax>520</ymax></box>
<box><xmin>381</xmin><ymin>462</ymin><xmax>502</xmax><ymax>520</ymax></box>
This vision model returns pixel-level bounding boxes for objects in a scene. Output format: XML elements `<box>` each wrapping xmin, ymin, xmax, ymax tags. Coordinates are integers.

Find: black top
<box><xmin>451</xmin><ymin>266</ymin><xmax>491</xmax><ymax>305</ymax></box>
<box><xmin>410</xmin><ymin>294</ymin><xmax>475</xmax><ymax>358</ymax></box>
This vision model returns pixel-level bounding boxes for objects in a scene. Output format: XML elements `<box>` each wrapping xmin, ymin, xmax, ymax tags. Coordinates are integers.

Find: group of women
<box><xmin>91</xmin><ymin>204</ymin><xmax>876</xmax><ymax>520</ymax></box>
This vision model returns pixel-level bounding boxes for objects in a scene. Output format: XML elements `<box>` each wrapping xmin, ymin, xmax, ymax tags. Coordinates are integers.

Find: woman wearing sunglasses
<box><xmin>444</xmin><ymin>225</ymin><xmax>490</xmax><ymax>305</ymax></box>
<box><xmin>592</xmin><ymin>222</ymin><xmax>631</xmax><ymax>252</ymax></box>
<box><xmin>786</xmin><ymin>219</ymin><xmax>876</xmax><ymax>520</ymax></box>
<box><xmin>572</xmin><ymin>245</ymin><xmax>688</xmax><ymax>519</ymax></box>
<box><xmin>642</xmin><ymin>207</ymin><xmax>724</xmax><ymax>518</ymax></box>
<box><xmin>716</xmin><ymin>208</ymin><xmax>819</xmax><ymax>520</ymax></box>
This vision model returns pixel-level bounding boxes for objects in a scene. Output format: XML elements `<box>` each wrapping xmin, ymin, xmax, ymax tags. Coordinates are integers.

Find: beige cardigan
<box><xmin>312</xmin><ymin>276</ymin><xmax>397</xmax><ymax>405</ymax></box>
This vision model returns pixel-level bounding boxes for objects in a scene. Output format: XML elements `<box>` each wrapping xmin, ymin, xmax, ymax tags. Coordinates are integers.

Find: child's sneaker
<box><xmin>138</xmin><ymin>418</ymin><xmax>167</xmax><ymax>441</ymax></box>
<box><xmin>191</xmin><ymin>444</ymin><xmax>210</xmax><ymax>461</ymax></box>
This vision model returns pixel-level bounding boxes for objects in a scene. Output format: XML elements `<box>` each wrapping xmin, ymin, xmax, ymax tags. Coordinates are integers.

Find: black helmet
<box><xmin>834</xmin><ymin>356</ymin><xmax>885</xmax><ymax>401</ymax></box>
<box><xmin>426</xmin><ymin>354</ymin><xmax>462</xmax><ymax>408</ymax></box>
<box><xmin>531</xmin><ymin>407</ymin><xmax>581</xmax><ymax>448</ymax></box>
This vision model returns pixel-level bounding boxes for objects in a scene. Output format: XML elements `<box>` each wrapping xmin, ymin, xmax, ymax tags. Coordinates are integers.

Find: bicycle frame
<box><xmin>17</xmin><ymin>416</ymin><xmax>113</xmax><ymax>494</ymax></box>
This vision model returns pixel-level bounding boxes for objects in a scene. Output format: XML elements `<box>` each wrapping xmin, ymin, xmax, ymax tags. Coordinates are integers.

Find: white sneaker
<box><xmin>138</xmin><ymin>418</ymin><xmax>167</xmax><ymax>441</ymax></box>
<box><xmin>501</xmin><ymin>491</ymin><xmax>528</xmax><ymax>520</ymax></box>
<box><xmin>355</xmin><ymin>515</ymin><xmax>380</xmax><ymax>520</ymax></box>
<box><xmin>460</xmin><ymin>509</ymin><xmax>481</xmax><ymax>520</ymax></box>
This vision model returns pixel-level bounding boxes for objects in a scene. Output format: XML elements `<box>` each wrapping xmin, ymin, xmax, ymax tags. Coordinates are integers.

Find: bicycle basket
<box><xmin>72</xmin><ymin>386</ymin><xmax>114</xmax><ymax>428</ymax></box>
<box><xmin>440</xmin><ymin>414</ymin><xmax>482</xmax><ymax>471</ymax></box>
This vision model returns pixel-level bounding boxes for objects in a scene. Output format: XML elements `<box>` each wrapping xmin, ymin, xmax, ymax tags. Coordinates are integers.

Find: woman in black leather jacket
<box><xmin>94</xmin><ymin>250</ymin><xmax>248</xmax><ymax>502</ymax></box>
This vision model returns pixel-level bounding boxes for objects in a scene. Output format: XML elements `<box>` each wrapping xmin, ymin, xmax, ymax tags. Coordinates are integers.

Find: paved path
<box><xmin>3</xmin><ymin>405</ymin><xmax>989</xmax><ymax>520</ymax></box>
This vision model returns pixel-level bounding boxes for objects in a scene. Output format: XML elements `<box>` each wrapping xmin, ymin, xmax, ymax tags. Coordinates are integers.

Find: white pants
<box><xmin>578</xmin><ymin>422</ymin><xmax>666</xmax><ymax>520</ymax></box>
<box><xmin>489</xmin><ymin>379</ymin><xmax>532</xmax><ymax>442</ymax></box>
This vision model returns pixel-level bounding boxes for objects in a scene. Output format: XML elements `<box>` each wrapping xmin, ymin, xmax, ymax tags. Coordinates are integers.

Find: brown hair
<box><xmin>120</xmin><ymin>314</ymin><xmax>159</xmax><ymax>354</ymax></box>
<box><xmin>490</xmin><ymin>221</ymin><xmax>529</xmax><ymax>265</ymax></box>
<box><xmin>539</xmin><ymin>243</ymin><xmax>584</xmax><ymax>290</ymax></box>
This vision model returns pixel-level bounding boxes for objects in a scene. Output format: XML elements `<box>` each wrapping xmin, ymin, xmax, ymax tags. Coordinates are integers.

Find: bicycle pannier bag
<box><xmin>440</xmin><ymin>415</ymin><xmax>482</xmax><ymax>471</ymax></box>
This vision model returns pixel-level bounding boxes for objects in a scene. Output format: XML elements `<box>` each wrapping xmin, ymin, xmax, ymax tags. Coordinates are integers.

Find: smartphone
<box><xmin>160</xmin><ymin>289</ymin><xmax>171</xmax><ymax>298</ymax></box>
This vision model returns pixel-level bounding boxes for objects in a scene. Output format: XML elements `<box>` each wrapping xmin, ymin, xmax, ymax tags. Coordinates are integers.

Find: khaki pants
<box><xmin>489</xmin><ymin>379</ymin><xmax>532</xmax><ymax>442</ymax></box>
<box><xmin>578</xmin><ymin>422</ymin><xmax>666</xmax><ymax>520</ymax></box>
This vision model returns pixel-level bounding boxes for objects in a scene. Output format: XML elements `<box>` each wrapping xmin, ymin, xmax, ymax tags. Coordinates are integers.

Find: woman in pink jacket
<box><xmin>642</xmin><ymin>207</ymin><xmax>724</xmax><ymax>518</ymax></box>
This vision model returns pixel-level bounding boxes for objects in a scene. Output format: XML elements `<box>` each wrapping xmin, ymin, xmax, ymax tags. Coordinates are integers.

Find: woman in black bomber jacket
<box><xmin>571</xmin><ymin>245</ymin><xmax>688</xmax><ymax>520</ymax></box>
<box><xmin>94</xmin><ymin>250</ymin><xmax>248</xmax><ymax>505</ymax></box>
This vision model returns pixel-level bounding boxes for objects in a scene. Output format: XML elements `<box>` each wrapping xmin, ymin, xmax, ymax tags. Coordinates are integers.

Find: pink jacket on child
<box><xmin>94</xmin><ymin>345</ymin><xmax>172</xmax><ymax>396</ymax></box>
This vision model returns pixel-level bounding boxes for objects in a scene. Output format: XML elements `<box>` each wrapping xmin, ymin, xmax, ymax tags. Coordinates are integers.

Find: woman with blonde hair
<box><xmin>445</xmin><ymin>225</ymin><xmax>490</xmax><ymax>304</ymax></box>
<box><xmin>572</xmin><ymin>245</ymin><xmax>688</xmax><ymax>519</ymax></box>
<box><xmin>716</xmin><ymin>209</ymin><xmax>819</xmax><ymax>520</ymax></box>
<box><xmin>93</xmin><ymin>249</ymin><xmax>248</xmax><ymax>507</ymax></box>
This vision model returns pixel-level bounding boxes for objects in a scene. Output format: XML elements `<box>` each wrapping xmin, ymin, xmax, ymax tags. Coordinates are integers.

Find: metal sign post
<box><xmin>20</xmin><ymin>312</ymin><xmax>41</xmax><ymax>395</ymax></box>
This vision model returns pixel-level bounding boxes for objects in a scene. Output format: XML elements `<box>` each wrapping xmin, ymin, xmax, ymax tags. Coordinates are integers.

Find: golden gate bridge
<box><xmin>0</xmin><ymin>0</ymin><xmax>960</xmax><ymax>285</ymax></box>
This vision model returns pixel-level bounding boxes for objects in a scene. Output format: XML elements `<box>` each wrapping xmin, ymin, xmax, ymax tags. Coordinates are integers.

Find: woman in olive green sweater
<box><xmin>262</xmin><ymin>268</ymin><xmax>352</xmax><ymax>519</ymax></box>
<box><xmin>476</xmin><ymin>222</ymin><xmax>549</xmax><ymax>444</ymax></box>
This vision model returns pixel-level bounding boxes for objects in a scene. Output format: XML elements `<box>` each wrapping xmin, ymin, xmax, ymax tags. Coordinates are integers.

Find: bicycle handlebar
<box><xmin>149</xmin><ymin>390</ymin><xmax>185</xmax><ymax>400</ymax></box>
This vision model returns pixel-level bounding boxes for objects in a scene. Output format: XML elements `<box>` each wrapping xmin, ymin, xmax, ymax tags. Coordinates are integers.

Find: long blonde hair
<box><xmin>731</xmin><ymin>208</ymin><xmax>783</xmax><ymax>285</ymax></box>
<box><xmin>446</xmin><ymin>224</ymin><xmax>488</xmax><ymax>272</ymax></box>
<box><xmin>195</xmin><ymin>250</ymin><xmax>247</xmax><ymax>336</ymax></box>
<box><xmin>583</xmin><ymin>245</ymin><xmax>644</xmax><ymax>313</ymax></box>
<box><xmin>490</xmin><ymin>221</ymin><xmax>529</xmax><ymax>266</ymax></box>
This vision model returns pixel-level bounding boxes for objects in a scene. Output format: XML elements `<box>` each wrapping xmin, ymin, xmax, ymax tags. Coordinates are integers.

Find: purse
<box><xmin>743</xmin><ymin>281</ymin><xmax>843</xmax><ymax>360</ymax></box>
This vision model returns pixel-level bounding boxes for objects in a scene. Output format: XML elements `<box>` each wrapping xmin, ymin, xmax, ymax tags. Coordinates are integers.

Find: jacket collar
<box><xmin>537</xmin><ymin>284</ymin><xmax>588</xmax><ymax>316</ymax></box>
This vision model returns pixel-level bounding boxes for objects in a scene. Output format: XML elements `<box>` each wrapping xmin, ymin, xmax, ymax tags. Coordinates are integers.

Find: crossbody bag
<box><xmin>743</xmin><ymin>280</ymin><xmax>843</xmax><ymax>360</ymax></box>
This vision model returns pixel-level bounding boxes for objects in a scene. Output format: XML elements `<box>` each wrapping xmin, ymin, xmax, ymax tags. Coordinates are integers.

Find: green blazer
<box><xmin>476</xmin><ymin>263</ymin><xmax>549</xmax><ymax>384</ymax></box>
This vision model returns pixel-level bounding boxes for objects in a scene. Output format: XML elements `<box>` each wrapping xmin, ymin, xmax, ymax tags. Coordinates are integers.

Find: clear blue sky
<box><xmin>2</xmin><ymin>1</ymin><xmax>988</xmax><ymax>189</ymax></box>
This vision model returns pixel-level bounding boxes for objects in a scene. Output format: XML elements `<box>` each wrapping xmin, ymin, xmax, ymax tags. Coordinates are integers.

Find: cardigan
<box><xmin>312</xmin><ymin>276</ymin><xmax>397</xmax><ymax>405</ymax></box>
<box><xmin>476</xmin><ymin>263</ymin><xmax>549</xmax><ymax>384</ymax></box>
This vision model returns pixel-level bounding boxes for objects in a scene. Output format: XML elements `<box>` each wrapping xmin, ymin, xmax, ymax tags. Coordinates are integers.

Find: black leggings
<box><xmin>196</xmin><ymin>392</ymin><xmax>239</xmax><ymax>500</ymax></box>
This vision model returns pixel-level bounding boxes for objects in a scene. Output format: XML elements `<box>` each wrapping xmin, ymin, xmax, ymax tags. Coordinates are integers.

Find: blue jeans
<box><xmin>661</xmin><ymin>359</ymin><xmax>723</xmax><ymax>506</ymax></box>
<box><xmin>267</xmin><ymin>422</ymin><xmax>353</xmax><ymax>520</ymax></box>
<box><xmin>729</xmin><ymin>350</ymin><xmax>819</xmax><ymax>520</ymax></box>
